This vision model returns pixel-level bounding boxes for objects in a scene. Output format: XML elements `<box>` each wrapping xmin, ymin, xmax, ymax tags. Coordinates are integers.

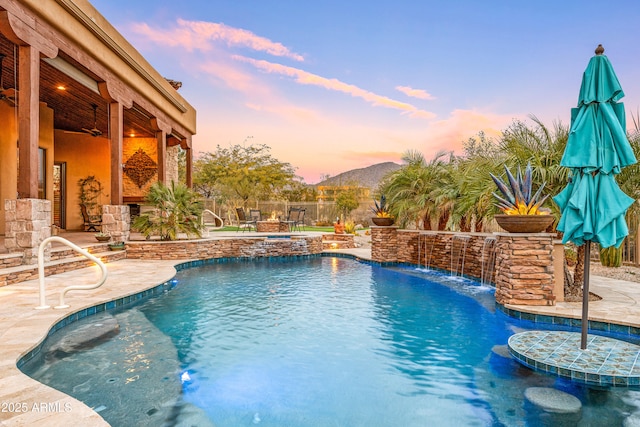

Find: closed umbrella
<box><xmin>553</xmin><ymin>45</ymin><xmax>637</xmax><ymax>349</ymax></box>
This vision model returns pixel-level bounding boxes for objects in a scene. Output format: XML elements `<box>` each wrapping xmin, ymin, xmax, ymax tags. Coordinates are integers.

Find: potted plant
<box><xmin>490</xmin><ymin>163</ymin><xmax>554</xmax><ymax>233</ymax></box>
<box><xmin>108</xmin><ymin>241</ymin><xmax>126</xmax><ymax>251</ymax></box>
<box><xmin>370</xmin><ymin>194</ymin><xmax>394</xmax><ymax>226</ymax></box>
<box><xmin>95</xmin><ymin>232</ymin><xmax>111</xmax><ymax>242</ymax></box>
<box><xmin>334</xmin><ymin>217</ymin><xmax>345</xmax><ymax>234</ymax></box>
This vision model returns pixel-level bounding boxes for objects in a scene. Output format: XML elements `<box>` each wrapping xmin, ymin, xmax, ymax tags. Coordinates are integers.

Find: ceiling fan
<box><xmin>0</xmin><ymin>53</ymin><xmax>17</xmax><ymax>107</ymax></box>
<box><xmin>81</xmin><ymin>103</ymin><xmax>103</xmax><ymax>137</ymax></box>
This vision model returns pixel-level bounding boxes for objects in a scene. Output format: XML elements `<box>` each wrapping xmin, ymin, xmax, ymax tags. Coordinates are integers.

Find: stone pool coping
<box><xmin>1</xmin><ymin>253</ymin><xmax>640</xmax><ymax>426</ymax></box>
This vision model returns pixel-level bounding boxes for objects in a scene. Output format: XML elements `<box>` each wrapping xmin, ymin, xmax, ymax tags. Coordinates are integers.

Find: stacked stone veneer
<box><xmin>126</xmin><ymin>235</ymin><xmax>323</xmax><ymax>260</ymax></box>
<box><xmin>371</xmin><ymin>226</ymin><xmax>398</xmax><ymax>261</ymax></box>
<box><xmin>256</xmin><ymin>221</ymin><xmax>289</xmax><ymax>233</ymax></box>
<box><xmin>372</xmin><ymin>227</ymin><xmax>557</xmax><ymax>306</ymax></box>
<box><xmin>101</xmin><ymin>205</ymin><xmax>130</xmax><ymax>242</ymax></box>
<box><xmin>4</xmin><ymin>199</ymin><xmax>51</xmax><ymax>264</ymax></box>
<box><xmin>493</xmin><ymin>233</ymin><xmax>556</xmax><ymax>306</ymax></box>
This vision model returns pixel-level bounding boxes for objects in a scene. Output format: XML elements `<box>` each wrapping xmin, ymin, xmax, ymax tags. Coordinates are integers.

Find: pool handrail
<box><xmin>36</xmin><ymin>236</ymin><xmax>108</xmax><ymax>309</ymax></box>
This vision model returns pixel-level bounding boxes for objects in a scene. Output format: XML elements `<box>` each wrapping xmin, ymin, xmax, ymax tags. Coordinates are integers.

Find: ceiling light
<box><xmin>56</xmin><ymin>85</ymin><xmax>66</xmax><ymax>91</ymax></box>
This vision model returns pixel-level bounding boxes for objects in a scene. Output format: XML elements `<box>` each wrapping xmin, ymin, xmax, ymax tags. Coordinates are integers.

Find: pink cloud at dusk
<box><xmin>126</xmin><ymin>16</ymin><xmax>527</xmax><ymax>183</ymax></box>
<box><xmin>422</xmin><ymin>109</ymin><xmax>516</xmax><ymax>155</ymax></box>
<box><xmin>131</xmin><ymin>18</ymin><xmax>304</xmax><ymax>61</ymax></box>
<box><xmin>233</xmin><ymin>56</ymin><xmax>437</xmax><ymax>118</ymax></box>
<box><xmin>396</xmin><ymin>86</ymin><xmax>435</xmax><ymax>100</ymax></box>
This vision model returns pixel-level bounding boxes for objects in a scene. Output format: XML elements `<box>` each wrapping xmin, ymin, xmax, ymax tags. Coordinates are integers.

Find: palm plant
<box><xmin>133</xmin><ymin>181</ymin><xmax>203</xmax><ymax>240</ymax></box>
<box><xmin>453</xmin><ymin>154</ymin><xmax>504</xmax><ymax>231</ymax></box>
<box><xmin>381</xmin><ymin>150</ymin><xmax>456</xmax><ymax>230</ymax></box>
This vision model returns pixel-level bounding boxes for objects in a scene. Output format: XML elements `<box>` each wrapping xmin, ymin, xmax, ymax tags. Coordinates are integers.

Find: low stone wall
<box><xmin>125</xmin><ymin>235</ymin><xmax>323</xmax><ymax>260</ymax></box>
<box><xmin>256</xmin><ymin>221</ymin><xmax>289</xmax><ymax>233</ymax></box>
<box><xmin>372</xmin><ymin>227</ymin><xmax>559</xmax><ymax>306</ymax></box>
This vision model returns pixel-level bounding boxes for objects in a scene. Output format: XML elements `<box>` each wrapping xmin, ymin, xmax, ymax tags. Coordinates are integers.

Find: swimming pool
<box><xmin>21</xmin><ymin>256</ymin><xmax>640</xmax><ymax>426</ymax></box>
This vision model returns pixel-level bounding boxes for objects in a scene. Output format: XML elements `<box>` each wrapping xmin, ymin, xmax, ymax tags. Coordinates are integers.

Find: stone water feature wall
<box><xmin>372</xmin><ymin>227</ymin><xmax>560</xmax><ymax>306</ymax></box>
<box><xmin>126</xmin><ymin>235</ymin><xmax>323</xmax><ymax>260</ymax></box>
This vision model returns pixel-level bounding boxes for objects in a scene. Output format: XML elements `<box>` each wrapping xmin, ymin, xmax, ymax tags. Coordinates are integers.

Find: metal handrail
<box><xmin>36</xmin><ymin>236</ymin><xmax>108</xmax><ymax>309</ymax></box>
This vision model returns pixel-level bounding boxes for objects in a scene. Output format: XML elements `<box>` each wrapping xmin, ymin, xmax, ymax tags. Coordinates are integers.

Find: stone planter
<box><xmin>371</xmin><ymin>217</ymin><xmax>395</xmax><ymax>226</ymax></box>
<box><xmin>495</xmin><ymin>214</ymin><xmax>554</xmax><ymax>233</ymax></box>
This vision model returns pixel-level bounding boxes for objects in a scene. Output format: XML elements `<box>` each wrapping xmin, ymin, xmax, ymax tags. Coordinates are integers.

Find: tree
<box><xmin>335</xmin><ymin>187</ymin><xmax>359</xmax><ymax>219</ymax></box>
<box><xmin>279</xmin><ymin>180</ymin><xmax>318</xmax><ymax>202</ymax></box>
<box><xmin>381</xmin><ymin>150</ymin><xmax>454</xmax><ymax>230</ymax></box>
<box><xmin>193</xmin><ymin>143</ymin><xmax>297</xmax><ymax>208</ymax></box>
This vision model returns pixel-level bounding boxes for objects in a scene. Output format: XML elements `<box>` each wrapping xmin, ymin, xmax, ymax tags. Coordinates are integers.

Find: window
<box><xmin>38</xmin><ymin>148</ymin><xmax>46</xmax><ymax>199</ymax></box>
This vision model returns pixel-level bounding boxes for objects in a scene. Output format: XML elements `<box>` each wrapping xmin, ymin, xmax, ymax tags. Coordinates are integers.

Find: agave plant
<box><xmin>370</xmin><ymin>194</ymin><xmax>392</xmax><ymax>218</ymax></box>
<box><xmin>490</xmin><ymin>163</ymin><xmax>549</xmax><ymax>215</ymax></box>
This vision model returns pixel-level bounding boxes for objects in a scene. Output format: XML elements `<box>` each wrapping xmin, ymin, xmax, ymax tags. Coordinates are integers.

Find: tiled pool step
<box><xmin>509</xmin><ymin>330</ymin><xmax>640</xmax><ymax>387</ymax></box>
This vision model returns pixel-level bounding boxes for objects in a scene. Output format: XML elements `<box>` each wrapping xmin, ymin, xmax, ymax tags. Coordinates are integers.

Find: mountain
<box><xmin>315</xmin><ymin>162</ymin><xmax>401</xmax><ymax>189</ymax></box>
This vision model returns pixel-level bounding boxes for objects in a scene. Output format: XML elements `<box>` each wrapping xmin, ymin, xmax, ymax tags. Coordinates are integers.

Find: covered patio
<box><xmin>0</xmin><ymin>0</ymin><xmax>196</xmax><ymax>265</ymax></box>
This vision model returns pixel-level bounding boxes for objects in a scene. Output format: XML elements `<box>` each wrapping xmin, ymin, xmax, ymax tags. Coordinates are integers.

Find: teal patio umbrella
<box><xmin>554</xmin><ymin>45</ymin><xmax>637</xmax><ymax>349</ymax></box>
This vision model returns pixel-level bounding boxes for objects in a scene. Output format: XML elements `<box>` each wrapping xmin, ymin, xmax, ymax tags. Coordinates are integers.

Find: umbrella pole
<box><xmin>581</xmin><ymin>241</ymin><xmax>591</xmax><ymax>350</ymax></box>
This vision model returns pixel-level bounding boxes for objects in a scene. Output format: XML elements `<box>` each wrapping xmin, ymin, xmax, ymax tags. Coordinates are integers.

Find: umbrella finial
<box><xmin>595</xmin><ymin>44</ymin><xmax>605</xmax><ymax>55</ymax></box>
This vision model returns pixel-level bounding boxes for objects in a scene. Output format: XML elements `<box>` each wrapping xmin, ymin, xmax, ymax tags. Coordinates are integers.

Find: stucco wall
<box><xmin>53</xmin><ymin>130</ymin><xmax>111</xmax><ymax>231</ymax></box>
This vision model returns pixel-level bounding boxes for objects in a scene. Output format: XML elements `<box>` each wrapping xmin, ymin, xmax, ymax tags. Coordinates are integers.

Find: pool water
<box><xmin>21</xmin><ymin>257</ymin><xmax>640</xmax><ymax>426</ymax></box>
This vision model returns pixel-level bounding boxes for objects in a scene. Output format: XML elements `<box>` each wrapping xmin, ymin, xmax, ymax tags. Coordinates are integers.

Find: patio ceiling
<box><xmin>0</xmin><ymin>34</ymin><xmax>156</xmax><ymax>139</ymax></box>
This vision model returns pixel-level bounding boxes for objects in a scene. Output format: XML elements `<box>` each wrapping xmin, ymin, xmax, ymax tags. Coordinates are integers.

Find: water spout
<box><xmin>418</xmin><ymin>232</ymin><xmax>438</xmax><ymax>270</ymax></box>
<box><xmin>481</xmin><ymin>237</ymin><xmax>497</xmax><ymax>286</ymax></box>
<box><xmin>450</xmin><ymin>235</ymin><xmax>471</xmax><ymax>277</ymax></box>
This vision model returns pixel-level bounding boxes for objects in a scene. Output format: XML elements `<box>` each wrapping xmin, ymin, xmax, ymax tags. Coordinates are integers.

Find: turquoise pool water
<box><xmin>21</xmin><ymin>257</ymin><xmax>640</xmax><ymax>426</ymax></box>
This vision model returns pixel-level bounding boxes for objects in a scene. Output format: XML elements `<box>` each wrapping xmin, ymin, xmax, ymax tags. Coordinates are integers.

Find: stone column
<box><xmin>4</xmin><ymin>199</ymin><xmax>51</xmax><ymax>264</ymax></box>
<box><xmin>494</xmin><ymin>233</ymin><xmax>556</xmax><ymax>306</ymax></box>
<box><xmin>371</xmin><ymin>226</ymin><xmax>398</xmax><ymax>263</ymax></box>
<box><xmin>101</xmin><ymin>205</ymin><xmax>130</xmax><ymax>242</ymax></box>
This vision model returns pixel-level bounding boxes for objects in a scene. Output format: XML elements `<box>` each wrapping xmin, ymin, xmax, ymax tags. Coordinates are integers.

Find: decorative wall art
<box><xmin>124</xmin><ymin>148</ymin><xmax>157</xmax><ymax>188</ymax></box>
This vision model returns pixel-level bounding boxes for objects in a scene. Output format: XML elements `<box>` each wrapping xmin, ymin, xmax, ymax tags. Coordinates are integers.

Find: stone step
<box><xmin>49</xmin><ymin>242</ymin><xmax>114</xmax><ymax>260</ymax></box>
<box><xmin>0</xmin><ymin>249</ymin><xmax>126</xmax><ymax>287</ymax></box>
<box><xmin>322</xmin><ymin>240</ymin><xmax>355</xmax><ymax>250</ymax></box>
<box><xmin>321</xmin><ymin>233</ymin><xmax>355</xmax><ymax>249</ymax></box>
<box><xmin>0</xmin><ymin>252</ymin><xmax>23</xmax><ymax>268</ymax></box>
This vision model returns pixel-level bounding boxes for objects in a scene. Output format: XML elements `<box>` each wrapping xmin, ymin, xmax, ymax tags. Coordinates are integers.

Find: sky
<box><xmin>89</xmin><ymin>0</ymin><xmax>640</xmax><ymax>184</ymax></box>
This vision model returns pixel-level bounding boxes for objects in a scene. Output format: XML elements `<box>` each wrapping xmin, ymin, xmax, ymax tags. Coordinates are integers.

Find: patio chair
<box><xmin>236</xmin><ymin>207</ymin><xmax>256</xmax><ymax>232</ymax></box>
<box><xmin>80</xmin><ymin>203</ymin><xmax>102</xmax><ymax>232</ymax></box>
<box><xmin>249</xmin><ymin>209</ymin><xmax>262</xmax><ymax>223</ymax></box>
<box><xmin>293</xmin><ymin>208</ymin><xmax>306</xmax><ymax>232</ymax></box>
<box><xmin>280</xmin><ymin>207</ymin><xmax>300</xmax><ymax>231</ymax></box>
